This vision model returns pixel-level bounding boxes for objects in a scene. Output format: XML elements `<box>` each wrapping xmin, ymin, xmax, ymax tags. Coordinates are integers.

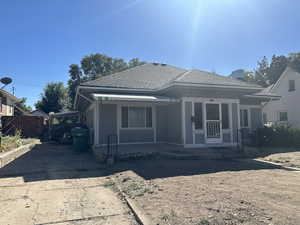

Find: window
<box><xmin>289</xmin><ymin>80</ymin><xmax>295</xmax><ymax>92</ymax></box>
<box><xmin>221</xmin><ymin>104</ymin><xmax>229</xmax><ymax>129</ymax></box>
<box><xmin>194</xmin><ymin>103</ymin><xmax>203</xmax><ymax>129</ymax></box>
<box><xmin>240</xmin><ymin>109</ymin><xmax>249</xmax><ymax>128</ymax></box>
<box><xmin>279</xmin><ymin>112</ymin><xmax>288</xmax><ymax>121</ymax></box>
<box><xmin>121</xmin><ymin>106</ymin><xmax>152</xmax><ymax>128</ymax></box>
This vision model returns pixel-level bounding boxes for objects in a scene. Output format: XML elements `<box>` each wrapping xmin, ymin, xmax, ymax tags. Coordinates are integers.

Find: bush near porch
<box><xmin>256</xmin><ymin>125</ymin><xmax>300</xmax><ymax>147</ymax></box>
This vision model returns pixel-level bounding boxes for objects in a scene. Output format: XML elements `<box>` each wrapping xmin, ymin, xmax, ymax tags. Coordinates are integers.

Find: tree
<box><xmin>35</xmin><ymin>82</ymin><xmax>69</xmax><ymax>113</ymax></box>
<box><xmin>67</xmin><ymin>64</ymin><xmax>82</xmax><ymax>108</ymax></box>
<box><xmin>268</xmin><ymin>55</ymin><xmax>288</xmax><ymax>84</ymax></box>
<box><xmin>128</xmin><ymin>58</ymin><xmax>145</xmax><ymax>68</ymax></box>
<box><xmin>16</xmin><ymin>97</ymin><xmax>32</xmax><ymax>112</ymax></box>
<box><xmin>254</xmin><ymin>56</ymin><xmax>269</xmax><ymax>87</ymax></box>
<box><xmin>81</xmin><ymin>53</ymin><xmax>114</xmax><ymax>79</ymax></box>
<box><xmin>288</xmin><ymin>52</ymin><xmax>300</xmax><ymax>73</ymax></box>
<box><xmin>67</xmin><ymin>53</ymin><xmax>145</xmax><ymax>108</ymax></box>
<box><xmin>244</xmin><ymin>71</ymin><xmax>255</xmax><ymax>83</ymax></box>
<box><xmin>112</xmin><ymin>58</ymin><xmax>128</xmax><ymax>73</ymax></box>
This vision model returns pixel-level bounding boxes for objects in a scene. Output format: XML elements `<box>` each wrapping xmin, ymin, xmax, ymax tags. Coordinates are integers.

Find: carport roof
<box><xmin>92</xmin><ymin>93</ymin><xmax>179</xmax><ymax>102</ymax></box>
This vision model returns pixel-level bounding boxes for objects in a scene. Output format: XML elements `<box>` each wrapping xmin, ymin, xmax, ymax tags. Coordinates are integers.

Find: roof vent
<box><xmin>152</xmin><ymin>63</ymin><xmax>159</xmax><ymax>66</ymax></box>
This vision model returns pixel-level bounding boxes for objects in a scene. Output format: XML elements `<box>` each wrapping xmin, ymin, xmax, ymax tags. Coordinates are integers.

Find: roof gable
<box><xmin>270</xmin><ymin>66</ymin><xmax>300</xmax><ymax>92</ymax></box>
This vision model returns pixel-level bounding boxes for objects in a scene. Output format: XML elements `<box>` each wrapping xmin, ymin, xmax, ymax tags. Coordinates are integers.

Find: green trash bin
<box><xmin>71</xmin><ymin>127</ymin><xmax>89</xmax><ymax>152</ymax></box>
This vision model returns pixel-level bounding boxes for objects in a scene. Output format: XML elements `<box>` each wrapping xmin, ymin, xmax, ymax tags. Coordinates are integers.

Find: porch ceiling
<box><xmin>92</xmin><ymin>93</ymin><xmax>179</xmax><ymax>103</ymax></box>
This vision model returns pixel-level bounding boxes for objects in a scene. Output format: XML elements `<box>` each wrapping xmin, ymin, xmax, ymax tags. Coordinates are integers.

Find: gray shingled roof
<box><xmin>174</xmin><ymin>69</ymin><xmax>261</xmax><ymax>88</ymax></box>
<box><xmin>81</xmin><ymin>63</ymin><xmax>261</xmax><ymax>90</ymax></box>
<box><xmin>81</xmin><ymin>63</ymin><xmax>186</xmax><ymax>89</ymax></box>
<box><xmin>250</xmin><ymin>84</ymin><xmax>280</xmax><ymax>98</ymax></box>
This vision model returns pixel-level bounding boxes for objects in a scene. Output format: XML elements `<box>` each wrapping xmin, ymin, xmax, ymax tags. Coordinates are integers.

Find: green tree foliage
<box><xmin>128</xmin><ymin>58</ymin><xmax>144</xmax><ymax>68</ymax></box>
<box><xmin>288</xmin><ymin>52</ymin><xmax>300</xmax><ymax>72</ymax></box>
<box><xmin>254</xmin><ymin>56</ymin><xmax>269</xmax><ymax>87</ymax></box>
<box><xmin>35</xmin><ymin>82</ymin><xmax>69</xmax><ymax>113</ymax></box>
<box><xmin>16</xmin><ymin>97</ymin><xmax>32</xmax><ymax>112</ymax></box>
<box><xmin>268</xmin><ymin>55</ymin><xmax>288</xmax><ymax>84</ymax></box>
<box><xmin>244</xmin><ymin>71</ymin><xmax>255</xmax><ymax>83</ymax></box>
<box><xmin>67</xmin><ymin>64</ymin><xmax>82</xmax><ymax>108</ymax></box>
<box><xmin>235</xmin><ymin>53</ymin><xmax>300</xmax><ymax>87</ymax></box>
<box><xmin>67</xmin><ymin>53</ymin><xmax>145</xmax><ymax>108</ymax></box>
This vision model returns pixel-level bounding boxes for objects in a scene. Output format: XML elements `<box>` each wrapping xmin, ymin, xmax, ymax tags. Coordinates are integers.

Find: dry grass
<box><xmin>0</xmin><ymin>132</ymin><xmax>36</xmax><ymax>153</ymax></box>
<box><xmin>111</xmin><ymin>158</ymin><xmax>300</xmax><ymax>225</ymax></box>
<box><xmin>259</xmin><ymin>151</ymin><xmax>300</xmax><ymax>168</ymax></box>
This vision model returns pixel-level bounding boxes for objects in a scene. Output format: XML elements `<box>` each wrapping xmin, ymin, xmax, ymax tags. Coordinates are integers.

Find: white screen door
<box><xmin>205</xmin><ymin>103</ymin><xmax>222</xmax><ymax>143</ymax></box>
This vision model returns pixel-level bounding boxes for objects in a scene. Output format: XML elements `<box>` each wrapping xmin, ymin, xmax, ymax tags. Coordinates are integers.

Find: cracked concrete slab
<box><xmin>0</xmin><ymin>143</ymin><xmax>138</xmax><ymax>225</ymax></box>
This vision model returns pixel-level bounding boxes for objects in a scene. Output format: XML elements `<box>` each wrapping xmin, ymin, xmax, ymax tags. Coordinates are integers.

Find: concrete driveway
<box><xmin>0</xmin><ymin>143</ymin><xmax>137</xmax><ymax>225</ymax></box>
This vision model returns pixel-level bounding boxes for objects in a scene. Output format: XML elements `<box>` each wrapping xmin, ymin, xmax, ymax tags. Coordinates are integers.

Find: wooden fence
<box><xmin>1</xmin><ymin>115</ymin><xmax>46</xmax><ymax>138</ymax></box>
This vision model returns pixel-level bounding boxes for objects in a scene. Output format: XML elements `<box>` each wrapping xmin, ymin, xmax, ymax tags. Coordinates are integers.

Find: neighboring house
<box><xmin>74</xmin><ymin>63</ymin><xmax>278</xmax><ymax>151</ymax></box>
<box><xmin>263</xmin><ymin>67</ymin><xmax>300</xmax><ymax>127</ymax></box>
<box><xmin>0</xmin><ymin>88</ymin><xmax>20</xmax><ymax>117</ymax></box>
<box><xmin>31</xmin><ymin>110</ymin><xmax>49</xmax><ymax>120</ymax></box>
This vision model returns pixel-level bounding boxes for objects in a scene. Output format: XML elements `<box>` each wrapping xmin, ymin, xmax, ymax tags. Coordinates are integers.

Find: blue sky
<box><xmin>0</xmin><ymin>0</ymin><xmax>300</xmax><ymax>108</ymax></box>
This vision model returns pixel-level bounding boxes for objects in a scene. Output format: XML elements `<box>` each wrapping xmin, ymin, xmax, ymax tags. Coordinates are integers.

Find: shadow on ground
<box><xmin>0</xmin><ymin>143</ymin><xmax>295</xmax><ymax>182</ymax></box>
<box><xmin>0</xmin><ymin>142</ymin><xmax>105</xmax><ymax>182</ymax></box>
<box><xmin>105</xmin><ymin>157</ymin><xmax>296</xmax><ymax>180</ymax></box>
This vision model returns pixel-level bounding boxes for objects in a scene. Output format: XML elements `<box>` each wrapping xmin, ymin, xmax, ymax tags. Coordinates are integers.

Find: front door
<box><xmin>205</xmin><ymin>103</ymin><xmax>222</xmax><ymax>143</ymax></box>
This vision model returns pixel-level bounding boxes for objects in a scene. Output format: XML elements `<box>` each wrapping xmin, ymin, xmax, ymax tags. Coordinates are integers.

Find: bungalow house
<box><xmin>74</xmin><ymin>63</ymin><xmax>278</xmax><ymax>154</ymax></box>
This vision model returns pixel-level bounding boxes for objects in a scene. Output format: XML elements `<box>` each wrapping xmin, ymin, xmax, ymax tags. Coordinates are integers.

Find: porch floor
<box><xmin>94</xmin><ymin>143</ymin><xmax>242</xmax><ymax>160</ymax></box>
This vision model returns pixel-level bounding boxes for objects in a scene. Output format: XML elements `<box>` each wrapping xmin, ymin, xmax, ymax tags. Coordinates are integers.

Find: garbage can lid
<box><xmin>71</xmin><ymin>127</ymin><xmax>89</xmax><ymax>136</ymax></box>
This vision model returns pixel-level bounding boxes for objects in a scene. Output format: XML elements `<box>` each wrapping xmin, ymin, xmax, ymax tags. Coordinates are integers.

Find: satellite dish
<box><xmin>1</xmin><ymin>77</ymin><xmax>12</xmax><ymax>86</ymax></box>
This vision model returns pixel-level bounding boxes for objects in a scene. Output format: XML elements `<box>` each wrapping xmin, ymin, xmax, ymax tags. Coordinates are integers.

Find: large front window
<box><xmin>121</xmin><ymin>106</ymin><xmax>152</xmax><ymax>128</ymax></box>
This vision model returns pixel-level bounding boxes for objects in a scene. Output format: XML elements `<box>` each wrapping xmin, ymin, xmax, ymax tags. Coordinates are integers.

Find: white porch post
<box><xmin>94</xmin><ymin>99</ymin><xmax>100</xmax><ymax>146</ymax></box>
<box><xmin>237</xmin><ymin>101</ymin><xmax>241</xmax><ymax>145</ymax></box>
<box><xmin>181</xmin><ymin>99</ymin><xmax>186</xmax><ymax>145</ymax></box>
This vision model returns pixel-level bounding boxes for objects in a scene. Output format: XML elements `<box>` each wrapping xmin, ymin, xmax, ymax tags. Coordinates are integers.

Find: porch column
<box><xmin>181</xmin><ymin>99</ymin><xmax>186</xmax><ymax>145</ymax></box>
<box><xmin>94</xmin><ymin>99</ymin><xmax>100</xmax><ymax>146</ymax></box>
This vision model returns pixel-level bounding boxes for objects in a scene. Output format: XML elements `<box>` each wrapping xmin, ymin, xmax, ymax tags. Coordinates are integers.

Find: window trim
<box><xmin>279</xmin><ymin>111</ymin><xmax>288</xmax><ymax>122</ymax></box>
<box><xmin>120</xmin><ymin>105</ymin><xmax>153</xmax><ymax>129</ymax></box>
<box><xmin>240</xmin><ymin>108</ymin><xmax>250</xmax><ymax>128</ymax></box>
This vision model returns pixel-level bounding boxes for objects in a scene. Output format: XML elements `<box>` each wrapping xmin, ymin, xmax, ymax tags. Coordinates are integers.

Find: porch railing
<box><xmin>206</xmin><ymin>121</ymin><xmax>221</xmax><ymax>138</ymax></box>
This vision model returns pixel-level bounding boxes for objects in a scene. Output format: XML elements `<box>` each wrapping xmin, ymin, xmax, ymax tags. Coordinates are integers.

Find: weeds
<box><xmin>197</xmin><ymin>219</ymin><xmax>210</xmax><ymax>225</ymax></box>
<box><xmin>103</xmin><ymin>179</ymin><xmax>115</xmax><ymax>187</ymax></box>
<box><xmin>0</xmin><ymin>130</ymin><xmax>25</xmax><ymax>153</ymax></box>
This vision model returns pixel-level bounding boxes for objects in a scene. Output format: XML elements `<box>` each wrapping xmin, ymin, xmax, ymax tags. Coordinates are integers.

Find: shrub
<box><xmin>256</xmin><ymin>125</ymin><xmax>300</xmax><ymax>148</ymax></box>
<box><xmin>0</xmin><ymin>131</ymin><xmax>23</xmax><ymax>153</ymax></box>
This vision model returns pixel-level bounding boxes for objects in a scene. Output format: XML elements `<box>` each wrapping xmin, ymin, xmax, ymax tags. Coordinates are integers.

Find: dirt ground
<box><xmin>259</xmin><ymin>151</ymin><xmax>300</xmax><ymax>168</ymax></box>
<box><xmin>0</xmin><ymin>143</ymin><xmax>138</xmax><ymax>225</ymax></box>
<box><xmin>110</xmin><ymin>158</ymin><xmax>300</xmax><ymax>225</ymax></box>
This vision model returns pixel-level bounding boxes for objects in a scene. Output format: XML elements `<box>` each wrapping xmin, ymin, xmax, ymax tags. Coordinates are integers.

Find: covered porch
<box><xmin>82</xmin><ymin>92</ymin><xmax>265</xmax><ymax>154</ymax></box>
